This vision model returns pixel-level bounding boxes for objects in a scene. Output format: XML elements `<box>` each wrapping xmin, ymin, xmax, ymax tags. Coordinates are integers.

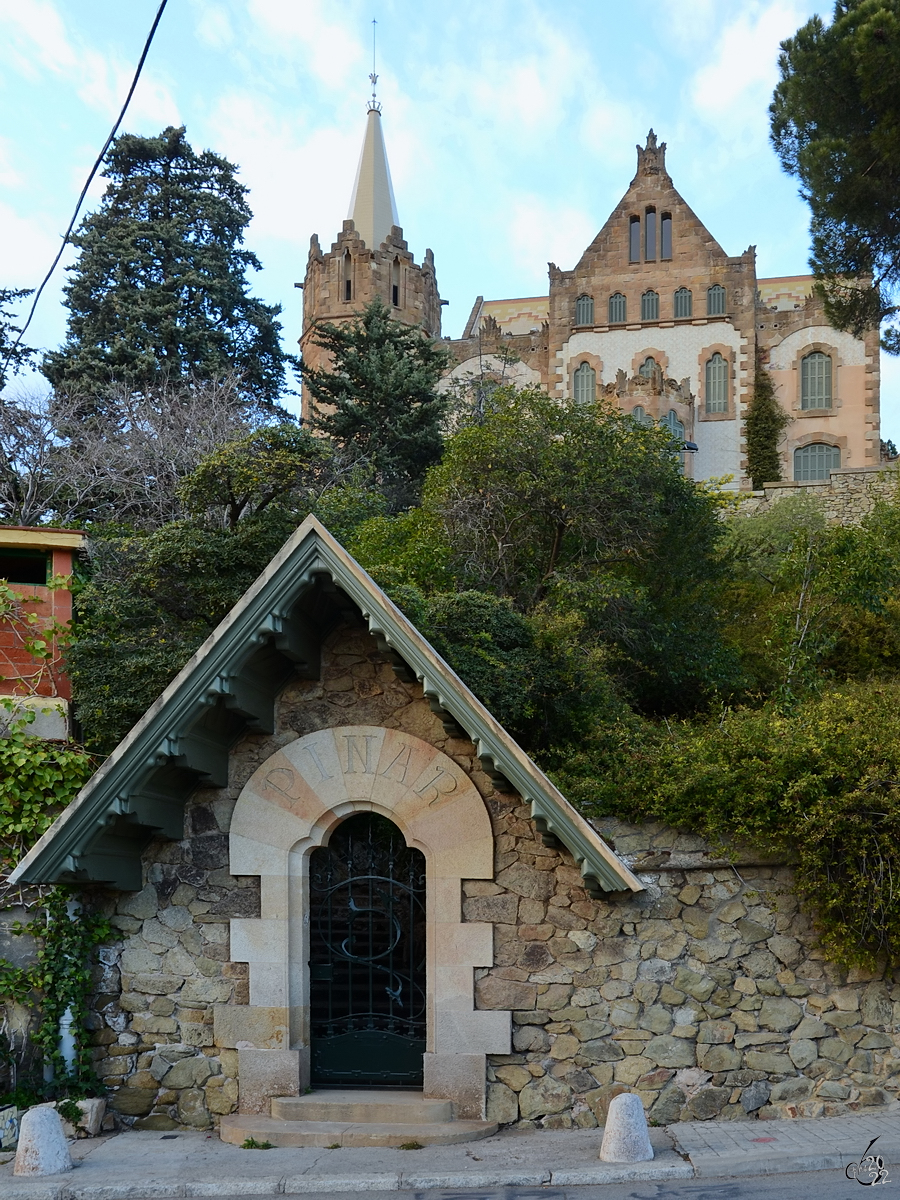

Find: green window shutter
<box><xmin>575</xmin><ymin>295</ymin><xmax>594</xmax><ymax>325</ymax></box>
<box><xmin>573</xmin><ymin>362</ymin><xmax>596</xmax><ymax>404</ymax></box>
<box><xmin>705</xmin><ymin>353</ymin><xmax>728</xmax><ymax>413</ymax></box>
<box><xmin>674</xmin><ymin>287</ymin><xmax>692</xmax><ymax>319</ymax></box>
<box><xmin>707</xmin><ymin>285</ymin><xmax>725</xmax><ymax>316</ymax></box>
<box><xmin>641</xmin><ymin>291</ymin><xmax>659</xmax><ymax>321</ymax></box>
<box><xmin>794</xmin><ymin>443</ymin><xmax>840</xmax><ymax>480</ymax></box>
<box><xmin>639</xmin><ymin>356</ymin><xmax>658</xmax><ymax>379</ymax></box>
<box><xmin>608</xmin><ymin>292</ymin><xmax>626</xmax><ymax>323</ymax></box>
<box><xmin>801</xmin><ymin>352</ymin><xmax>832</xmax><ymax>409</ymax></box>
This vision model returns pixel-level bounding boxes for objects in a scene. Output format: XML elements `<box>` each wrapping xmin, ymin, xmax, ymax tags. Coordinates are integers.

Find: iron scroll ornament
<box><xmin>308</xmin><ymin>813</ymin><xmax>427</xmax><ymax>1086</ymax></box>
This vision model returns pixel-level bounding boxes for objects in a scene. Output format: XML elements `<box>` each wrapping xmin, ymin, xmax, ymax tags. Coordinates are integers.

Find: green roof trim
<box><xmin>11</xmin><ymin>517</ymin><xmax>642</xmax><ymax>895</ymax></box>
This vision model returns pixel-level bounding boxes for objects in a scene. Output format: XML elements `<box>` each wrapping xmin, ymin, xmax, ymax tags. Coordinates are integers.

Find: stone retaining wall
<box><xmin>736</xmin><ymin>465</ymin><xmax>900</xmax><ymax>525</ymax></box>
<box><xmin>84</xmin><ymin>620</ymin><xmax>900</xmax><ymax>1132</ymax></box>
<box><xmin>474</xmin><ymin>806</ymin><xmax>900</xmax><ymax>1128</ymax></box>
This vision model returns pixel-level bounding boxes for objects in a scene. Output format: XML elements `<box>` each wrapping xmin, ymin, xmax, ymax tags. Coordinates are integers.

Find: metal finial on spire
<box><xmin>368</xmin><ymin>18</ymin><xmax>381</xmax><ymax>113</ymax></box>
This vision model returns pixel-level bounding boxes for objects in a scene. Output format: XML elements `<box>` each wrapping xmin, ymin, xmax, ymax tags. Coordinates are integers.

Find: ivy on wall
<box><xmin>0</xmin><ymin>702</ymin><xmax>102</xmax><ymax>1101</ymax></box>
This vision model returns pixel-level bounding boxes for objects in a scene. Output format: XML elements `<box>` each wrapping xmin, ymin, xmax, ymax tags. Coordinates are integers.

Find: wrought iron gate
<box><xmin>309</xmin><ymin>813</ymin><xmax>427</xmax><ymax>1087</ymax></box>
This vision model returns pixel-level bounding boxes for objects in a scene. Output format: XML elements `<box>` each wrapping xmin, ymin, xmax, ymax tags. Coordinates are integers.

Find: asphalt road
<box><xmin>154</xmin><ymin>1170</ymin><xmax>891</xmax><ymax>1200</ymax></box>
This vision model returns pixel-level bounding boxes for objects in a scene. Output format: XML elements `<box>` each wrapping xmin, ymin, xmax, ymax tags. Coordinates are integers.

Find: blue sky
<box><xmin>2</xmin><ymin>0</ymin><xmax>897</xmax><ymax>437</ymax></box>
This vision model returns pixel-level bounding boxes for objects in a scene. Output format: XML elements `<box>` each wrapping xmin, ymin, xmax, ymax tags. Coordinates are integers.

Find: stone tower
<box><xmin>300</xmin><ymin>98</ymin><xmax>442</xmax><ymax>420</ymax></box>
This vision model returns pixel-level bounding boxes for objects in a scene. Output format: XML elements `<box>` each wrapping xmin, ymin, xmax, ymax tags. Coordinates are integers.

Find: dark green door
<box><xmin>309</xmin><ymin>813</ymin><xmax>426</xmax><ymax>1087</ymax></box>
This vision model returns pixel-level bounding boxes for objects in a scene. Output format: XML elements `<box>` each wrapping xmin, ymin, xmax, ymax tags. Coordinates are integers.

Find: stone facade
<box><xmin>85</xmin><ymin>617</ymin><xmax>900</xmax><ymax>1133</ymax></box>
<box><xmin>299</xmin><ymin>221</ymin><xmax>442</xmax><ymax>420</ymax></box>
<box><xmin>445</xmin><ymin>133</ymin><xmax>880</xmax><ymax>492</ymax></box>
<box><xmin>476</xmin><ymin>811</ymin><xmax>900</xmax><ymax>1128</ymax></box>
<box><xmin>736</xmin><ymin>464</ymin><xmax>900</xmax><ymax>525</ymax></box>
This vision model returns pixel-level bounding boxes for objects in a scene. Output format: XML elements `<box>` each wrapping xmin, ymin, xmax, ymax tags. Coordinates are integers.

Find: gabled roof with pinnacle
<box><xmin>10</xmin><ymin>517</ymin><xmax>642</xmax><ymax>896</ymax></box>
<box><xmin>570</xmin><ymin>129</ymin><xmax>731</xmax><ymax>273</ymax></box>
<box><xmin>348</xmin><ymin>103</ymin><xmax>400</xmax><ymax>250</ymax></box>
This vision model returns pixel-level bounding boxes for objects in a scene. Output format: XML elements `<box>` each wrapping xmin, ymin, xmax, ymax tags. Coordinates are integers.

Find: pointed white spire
<box><xmin>348</xmin><ymin>102</ymin><xmax>399</xmax><ymax>250</ymax></box>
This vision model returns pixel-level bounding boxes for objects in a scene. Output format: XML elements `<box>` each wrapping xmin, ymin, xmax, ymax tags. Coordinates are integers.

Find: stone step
<box><xmin>219</xmin><ymin>1114</ymin><xmax>498</xmax><ymax>1148</ymax></box>
<box><xmin>272</xmin><ymin>1089</ymin><xmax>453</xmax><ymax>1125</ymax></box>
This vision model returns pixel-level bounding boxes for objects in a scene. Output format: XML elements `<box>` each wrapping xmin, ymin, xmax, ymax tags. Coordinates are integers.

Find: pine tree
<box><xmin>301</xmin><ymin>299</ymin><xmax>450</xmax><ymax>511</ymax></box>
<box><xmin>746</xmin><ymin>352</ymin><xmax>791</xmax><ymax>490</ymax></box>
<box><xmin>43</xmin><ymin>127</ymin><xmax>290</xmax><ymax>407</ymax></box>
<box><xmin>0</xmin><ymin>287</ymin><xmax>35</xmax><ymax>389</ymax></box>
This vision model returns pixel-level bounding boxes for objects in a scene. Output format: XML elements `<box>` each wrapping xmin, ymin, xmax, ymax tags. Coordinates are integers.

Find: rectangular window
<box><xmin>0</xmin><ymin>550</ymin><xmax>49</xmax><ymax>586</ymax></box>
<box><xmin>661</xmin><ymin>214</ymin><xmax>672</xmax><ymax>259</ymax></box>
<box><xmin>392</xmin><ymin>284</ymin><xmax>399</xmax><ymax>306</ymax></box>
<box><xmin>629</xmin><ymin>217</ymin><xmax>641</xmax><ymax>263</ymax></box>
<box><xmin>645</xmin><ymin>209</ymin><xmax>656</xmax><ymax>260</ymax></box>
<box><xmin>344</xmin><ymin>279</ymin><xmax>352</xmax><ymax>301</ymax></box>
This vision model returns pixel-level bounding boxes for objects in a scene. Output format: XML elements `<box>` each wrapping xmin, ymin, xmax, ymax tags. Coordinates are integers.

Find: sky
<box><xmin>1</xmin><ymin>0</ymin><xmax>897</xmax><ymax>438</ymax></box>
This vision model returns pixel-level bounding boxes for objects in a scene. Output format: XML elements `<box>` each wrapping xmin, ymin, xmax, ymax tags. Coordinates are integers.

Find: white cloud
<box><xmin>689</xmin><ymin>1</ymin><xmax>808</xmax><ymax>148</ymax></box>
<box><xmin>508</xmin><ymin>195</ymin><xmax>595</xmax><ymax>277</ymax></box>
<box><xmin>0</xmin><ymin>201</ymin><xmax>64</xmax><ymax>284</ymax></box>
<box><xmin>204</xmin><ymin>90</ymin><xmax>359</xmax><ymax>248</ymax></box>
<box><xmin>0</xmin><ymin>0</ymin><xmax>179</xmax><ymax>127</ymax></box>
<box><xmin>246</xmin><ymin>0</ymin><xmax>367</xmax><ymax>87</ymax></box>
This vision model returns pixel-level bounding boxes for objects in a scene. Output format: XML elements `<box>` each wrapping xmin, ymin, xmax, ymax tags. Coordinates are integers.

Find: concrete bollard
<box><xmin>13</xmin><ymin>1105</ymin><xmax>74</xmax><ymax>1176</ymax></box>
<box><xmin>599</xmin><ymin>1092</ymin><xmax>654</xmax><ymax>1163</ymax></box>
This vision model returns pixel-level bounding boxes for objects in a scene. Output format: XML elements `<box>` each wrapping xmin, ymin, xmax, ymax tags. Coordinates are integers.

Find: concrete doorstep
<box><xmin>0</xmin><ymin>1126</ymin><xmax>691</xmax><ymax>1198</ymax></box>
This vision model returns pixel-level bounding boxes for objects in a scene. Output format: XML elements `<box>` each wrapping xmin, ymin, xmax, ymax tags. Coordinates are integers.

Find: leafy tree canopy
<box><xmin>43</xmin><ymin>127</ymin><xmax>291</xmax><ymax>405</ymax></box>
<box><xmin>770</xmin><ymin>0</ymin><xmax>900</xmax><ymax>351</ymax></box>
<box><xmin>302</xmin><ymin>299</ymin><xmax>450</xmax><ymax>511</ymax></box>
<box><xmin>414</xmin><ymin>387</ymin><xmax>740</xmax><ymax>712</ymax></box>
<box><xmin>0</xmin><ymin>288</ymin><xmax>35</xmax><ymax>389</ymax></box>
<box><xmin>177</xmin><ymin>424</ymin><xmax>332</xmax><ymax>529</ymax></box>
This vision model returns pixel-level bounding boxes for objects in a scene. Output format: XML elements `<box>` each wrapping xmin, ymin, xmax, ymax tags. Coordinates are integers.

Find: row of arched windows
<box><xmin>575</xmin><ymin>285</ymin><xmax>727</xmax><ymax>326</ymax></box>
<box><xmin>629</xmin><ymin>208</ymin><xmax>673</xmax><ymax>262</ymax></box>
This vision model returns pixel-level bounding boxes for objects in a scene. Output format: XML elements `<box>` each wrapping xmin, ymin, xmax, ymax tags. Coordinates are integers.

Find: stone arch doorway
<box><xmin>309</xmin><ymin>812</ymin><xmax>426</xmax><ymax>1087</ymax></box>
<box><xmin>224</xmin><ymin>725</ymin><xmax>512</xmax><ymax>1117</ymax></box>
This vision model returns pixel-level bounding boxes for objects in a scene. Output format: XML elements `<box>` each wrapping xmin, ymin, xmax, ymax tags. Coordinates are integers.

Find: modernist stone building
<box><xmin>301</xmin><ymin>105</ymin><xmax>881</xmax><ymax>490</ymax></box>
<box><xmin>12</xmin><ymin>521</ymin><xmax>900</xmax><ymax>1140</ymax></box>
<box><xmin>446</xmin><ymin>131</ymin><xmax>881</xmax><ymax>490</ymax></box>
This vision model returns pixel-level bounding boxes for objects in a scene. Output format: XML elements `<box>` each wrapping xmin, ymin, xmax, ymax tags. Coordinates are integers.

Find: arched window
<box><xmin>391</xmin><ymin>257</ymin><xmax>401</xmax><ymax>307</ymax></box>
<box><xmin>342</xmin><ymin>250</ymin><xmax>352</xmax><ymax>302</ymax></box>
<box><xmin>645</xmin><ymin>208</ymin><xmax>657</xmax><ymax>260</ymax></box>
<box><xmin>575</xmin><ymin>294</ymin><xmax>594</xmax><ymax>325</ymax></box>
<box><xmin>631</xmin><ymin>405</ymin><xmax>652</xmax><ymax>427</ymax></box>
<box><xmin>707</xmin><ymin>285</ymin><xmax>726</xmax><ymax>316</ymax></box>
<box><xmin>608</xmin><ymin>292</ymin><xmax>627</xmax><ymax>324</ymax></box>
<box><xmin>661</xmin><ymin>213</ymin><xmax>672</xmax><ymax>259</ymax></box>
<box><xmin>794</xmin><ymin>443</ymin><xmax>840</xmax><ymax>481</ymax></box>
<box><xmin>674</xmin><ymin>287</ymin><xmax>692</xmax><ymax>319</ymax></box>
<box><xmin>629</xmin><ymin>216</ymin><xmax>641</xmax><ymax>262</ymax></box>
<box><xmin>661</xmin><ymin>409</ymin><xmax>685</xmax><ymax>441</ymax></box>
<box><xmin>641</xmin><ymin>290</ymin><xmax>659</xmax><ymax>321</ymax></box>
<box><xmin>801</xmin><ymin>351</ymin><xmax>833</xmax><ymax>409</ymax></box>
<box><xmin>705</xmin><ymin>352</ymin><xmax>728</xmax><ymax>413</ymax></box>
<box><xmin>573</xmin><ymin>361</ymin><xmax>596</xmax><ymax>404</ymax></box>
<box><xmin>639</xmin><ymin>356</ymin><xmax>658</xmax><ymax>379</ymax></box>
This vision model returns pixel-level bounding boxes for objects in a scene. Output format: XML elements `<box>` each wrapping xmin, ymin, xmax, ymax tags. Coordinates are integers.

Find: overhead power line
<box><xmin>1</xmin><ymin>0</ymin><xmax>170</xmax><ymax>381</ymax></box>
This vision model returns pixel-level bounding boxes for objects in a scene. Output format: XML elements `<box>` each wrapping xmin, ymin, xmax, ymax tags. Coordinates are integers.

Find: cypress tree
<box><xmin>746</xmin><ymin>351</ymin><xmax>791</xmax><ymax>490</ymax></box>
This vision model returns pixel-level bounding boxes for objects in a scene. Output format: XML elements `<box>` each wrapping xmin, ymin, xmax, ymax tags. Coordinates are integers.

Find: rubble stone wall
<box><xmin>474</xmin><ymin>803</ymin><xmax>900</xmax><ymax>1128</ymax></box>
<box><xmin>86</xmin><ymin>619</ymin><xmax>900</xmax><ymax>1132</ymax></box>
<box><xmin>735</xmin><ymin>465</ymin><xmax>899</xmax><ymax>525</ymax></box>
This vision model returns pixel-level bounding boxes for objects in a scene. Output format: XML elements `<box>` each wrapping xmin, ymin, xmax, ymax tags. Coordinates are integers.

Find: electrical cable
<box><xmin>1</xmin><ymin>0</ymin><xmax>170</xmax><ymax>380</ymax></box>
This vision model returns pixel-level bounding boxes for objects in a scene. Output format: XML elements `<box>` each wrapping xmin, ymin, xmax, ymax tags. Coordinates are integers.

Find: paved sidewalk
<box><xmin>670</xmin><ymin>1108</ymin><xmax>900</xmax><ymax>1177</ymax></box>
<box><xmin>4</xmin><ymin>1109</ymin><xmax>899</xmax><ymax>1197</ymax></box>
<box><xmin>0</xmin><ymin>1127</ymin><xmax>689</xmax><ymax>1199</ymax></box>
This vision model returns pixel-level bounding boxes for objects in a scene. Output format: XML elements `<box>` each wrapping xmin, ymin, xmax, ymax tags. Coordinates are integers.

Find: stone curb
<box><xmin>0</xmin><ymin>1156</ymin><xmax>695</xmax><ymax>1199</ymax></box>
